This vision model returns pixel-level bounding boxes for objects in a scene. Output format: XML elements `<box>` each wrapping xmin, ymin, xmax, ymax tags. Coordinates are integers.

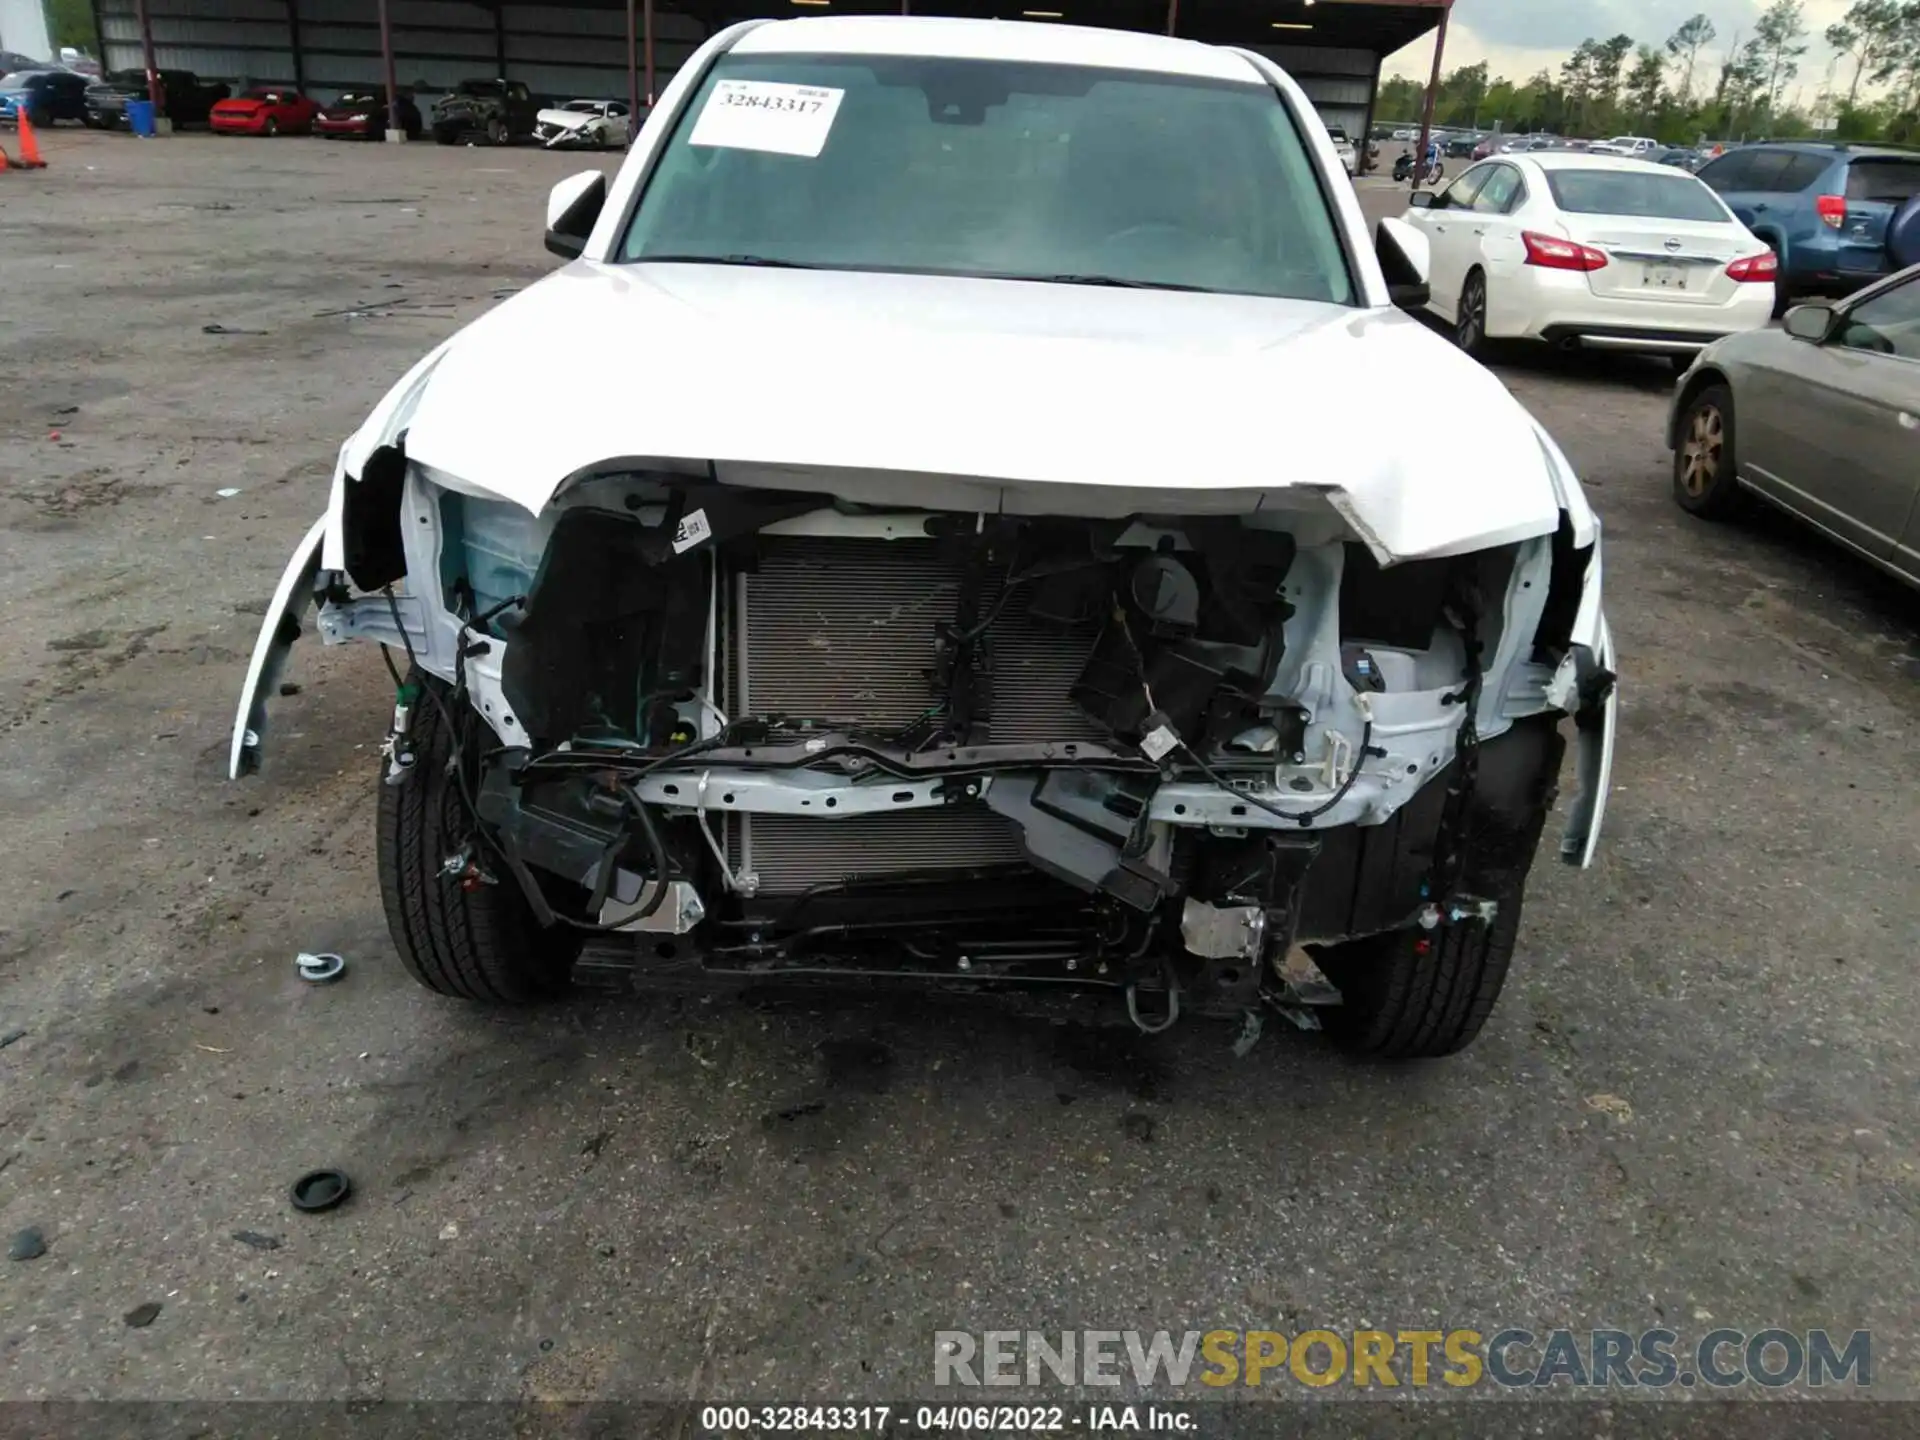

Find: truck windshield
<box><xmin>621</xmin><ymin>52</ymin><xmax>1354</xmax><ymax>303</ymax></box>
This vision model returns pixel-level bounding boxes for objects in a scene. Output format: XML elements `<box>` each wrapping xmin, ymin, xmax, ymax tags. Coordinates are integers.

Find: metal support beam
<box><xmin>1164</xmin><ymin>0</ymin><xmax>1178</xmax><ymax>37</ymax></box>
<box><xmin>1414</xmin><ymin>0</ymin><xmax>1451</xmax><ymax>190</ymax></box>
<box><xmin>134</xmin><ymin>0</ymin><xmax>160</xmax><ymax>109</ymax></box>
<box><xmin>627</xmin><ymin>0</ymin><xmax>639</xmax><ymax>127</ymax></box>
<box><xmin>643</xmin><ymin>0</ymin><xmax>655</xmax><ymax>107</ymax></box>
<box><xmin>1358</xmin><ymin>53</ymin><xmax>1382</xmax><ymax>174</ymax></box>
<box><xmin>377</xmin><ymin>0</ymin><xmax>400</xmax><ymax>135</ymax></box>
<box><xmin>287</xmin><ymin>0</ymin><xmax>306</xmax><ymax>93</ymax></box>
<box><xmin>493</xmin><ymin>1</ymin><xmax>507</xmax><ymax>80</ymax></box>
<box><xmin>87</xmin><ymin>0</ymin><xmax>108</xmax><ymax>70</ymax></box>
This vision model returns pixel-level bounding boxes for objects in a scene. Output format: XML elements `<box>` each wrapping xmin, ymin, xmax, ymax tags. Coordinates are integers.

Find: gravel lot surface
<box><xmin>1</xmin><ymin>136</ymin><xmax>1916</xmax><ymax>1421</ymax></box>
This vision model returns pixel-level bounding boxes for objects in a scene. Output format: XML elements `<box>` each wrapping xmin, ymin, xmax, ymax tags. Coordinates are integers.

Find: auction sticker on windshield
<box><xmin>688</xmin><ymin>80</ymin><xmax>845</xmax><ymax>158</ymax></box>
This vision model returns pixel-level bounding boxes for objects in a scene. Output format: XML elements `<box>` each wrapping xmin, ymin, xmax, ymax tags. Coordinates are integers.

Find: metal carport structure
<box><xmin>94</xmin><ymin>0</ymin><xmax>1444</xmax><ymax>146</ymax></box>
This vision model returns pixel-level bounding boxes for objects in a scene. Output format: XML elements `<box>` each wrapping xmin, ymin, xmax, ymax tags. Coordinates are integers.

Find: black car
<box><xmin>430</xmin><ymin>78</ymin><xmax>540</xmax><ymax>145</ymax></box>
<box><xmin>316</xmin><ymin>87</ymin><xmax>422</xmax><ymax>139</ymax></box>
<box><xmin>83</xmin><ymin>68</ymin><xmax>230</xmax><ymax>128</ymax></box>
<box><xmin>0</xmin><ymin>69</ymin><xmax>90</xmax><ymax>125</ymax></box>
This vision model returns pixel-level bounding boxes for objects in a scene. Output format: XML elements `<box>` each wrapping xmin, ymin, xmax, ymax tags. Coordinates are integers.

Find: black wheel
<box><xmin>376</xmin><ymin>672</ymin><xmax>579</xmax><ymax>1002</ymax></box>
<box><xmin>1317</xmin><ymin>894</ymin><xmax>1525</xmax><ymax>1058</ymax></box>
<box><xmin>486</xmin><ymin>116</ymin><xmax>508</xmax><ymax>145</ymax></box>
<box><xmin>1312</xmin><ymin>716</ymin><xmax>1561</xmax><ymax>1059</ymax></box>
<box><xmin>1673</xmin><ymin>382</ymin><xmax>1745</xmax><ymax>519</ymax></box>
<box><xmin>263</xmin><ymin>116</ymin><xmax>278</xmax><ymax>137</ymax></box>
<box><xmin>1765</xmin><ymin>243</ymin><xmax>1792</xmax><ymax>319</ymax></box>
<box><xmin>1455</xmin><ymin>269</ymin><xmax>1493</xmax><ymax>360</ymax></box>
<box><xmin>433</xmin><ymin>125</ymin><xmax>457</xmax><ymax>145</ymax></box>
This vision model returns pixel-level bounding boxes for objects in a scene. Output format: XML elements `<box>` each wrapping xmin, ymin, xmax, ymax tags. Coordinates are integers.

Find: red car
<box><xmin>210</xmin><ymin>86</ymin><xmax>319</xmax><ymax>136</ymax></box>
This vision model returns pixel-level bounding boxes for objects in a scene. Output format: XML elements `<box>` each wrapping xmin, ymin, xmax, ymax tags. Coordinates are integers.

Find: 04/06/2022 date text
<box><xmin>701</xmin><ymin>1406</ymin><xmax>1199</xmax><ymax>1433</ymax></box>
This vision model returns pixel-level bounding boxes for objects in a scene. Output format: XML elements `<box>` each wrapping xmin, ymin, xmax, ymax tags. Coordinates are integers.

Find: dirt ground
<box><xmin>1</xmin><ymin>132</ymin><xmax>1918</xmax><ymax>1412</ymax></box>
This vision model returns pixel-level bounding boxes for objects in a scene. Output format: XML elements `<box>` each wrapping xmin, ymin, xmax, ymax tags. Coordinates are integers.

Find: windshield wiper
<box><xmin>635</xmin><ymin>253</ymin><xmax>822</xmax><ymax>269</ymax></box>
<box><xmin>1029</xmin><ymin>274</ymin><xmax>1218</xmax><ymax>293</ymax></box>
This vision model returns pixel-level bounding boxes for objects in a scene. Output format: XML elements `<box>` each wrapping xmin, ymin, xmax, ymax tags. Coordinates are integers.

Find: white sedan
<box><xmin>1402</xmin><ymin>152</ymin><xmax>1776</xmax><ymax>361</ymax></box>
<box><xmin>533</xmin><ymin>98</ymin><xmax>632</xmax><ymax>149</ymax></box>
<box><xmin>1326</xmin><ymin>125</ymin><xmax>1358</xmax><ymax>176</ymax></box>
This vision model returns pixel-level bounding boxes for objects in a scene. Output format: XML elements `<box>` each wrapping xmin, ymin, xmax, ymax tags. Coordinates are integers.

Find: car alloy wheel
<box><xmin>1678</xmin><ymin>404</ymin><xmax>1722</xmax><ymax>499</ymax></box>
<box><xmin>1673</xmin><ymin>383</ymin><xmax>1744</xmax><ymax>520</ymax></box>
<box><xmin>487</xmin><ymin>116</ymin><xmax>507</xmax><ymax>145</ymax></box>
<box><xmin>264</xmin><ymin>116</ymin><xmax>278</xmax><ymax>136</ymax></box>
<box><xmin>1456</xmin><ymin>273</ymin><xmax>1487</xmax><ymax>355</ymax></box>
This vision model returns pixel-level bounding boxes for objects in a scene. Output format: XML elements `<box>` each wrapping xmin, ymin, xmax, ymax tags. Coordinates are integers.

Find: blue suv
<box><xmin>1696</xmin><ymin>143</ymin><xmax>1920</xmax><ymax>303</ymax></box>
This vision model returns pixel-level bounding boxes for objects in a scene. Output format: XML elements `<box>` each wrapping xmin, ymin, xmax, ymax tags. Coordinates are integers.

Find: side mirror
<box><xmin>544</xmin><ymin>171</ymin><xmax>606</xmax><ymax>260</ymax></box>
<box><xmin>1376</xmin><ymin>217</ymin><xmax>1431</xmax><ymax>310</ymax></box>
<box><xmin>1783</xmin><ymin>302</ymin><xmax>1837</xmax><ymax>343</ymax></box>
<box><xmin>1407</xmin><ymin>191</ymin><xmax>1435</xmax><ymax>210</ymax></box>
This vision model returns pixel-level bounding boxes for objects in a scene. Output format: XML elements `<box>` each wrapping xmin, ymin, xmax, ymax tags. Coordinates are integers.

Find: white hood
<box><xmin>535</xmin><ymin>107</ymin><xmax>595</xmax><ymax>131</ymax></box>
<box><xmin>352</xmin><ymin>263</ymin><xmax>1568</xmax><ymax>562</ymax></box>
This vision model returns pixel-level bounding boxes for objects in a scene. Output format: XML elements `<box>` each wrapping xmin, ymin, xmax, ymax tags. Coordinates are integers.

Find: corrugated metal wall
<box><xmin>97</xmin><ymin>0</ymin><xmax>707</xmax><ymax>104</ymax></box>
<box><xmin>1255</xmin><ymin>43</ymin><xmax>1375</xmax><ymax>141</ymax></box>
<box><xmin>97</xmin><ymin>2</ymin><xmax>1386</xmax><ymax>120</ymax></box>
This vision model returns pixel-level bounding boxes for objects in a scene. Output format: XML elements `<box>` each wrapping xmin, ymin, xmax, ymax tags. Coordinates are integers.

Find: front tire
<box><xmin>486</xmin><ymin>116</ymin><xmax>508</xmax><ymax>145</ymax></box>
<box><xmin>1455</xmin><ymin>269</ymin><xmax>1493</xmax><ymax>360</ymax></box>
<box><xmin>263</xmin><ymin>116</ymin><xmax>278</xmax><ymax>137</ymax></box>
<box><xmin>1673</xmin><ymin>383</ymin><xmax>1745</xmax><ymax>519</ymax></box>
<box><xmin>1317</xmin><ymin>897</ymin><xmax>1526</xmax><ymax>1058</ymax></box>
<box><xmin>376</xmin><ymin>673</ymin><xmax>579</xmax><ymax>1002</ymax></box>
<box><xmin>1313</xmin><ymin>716</ymin><xmax>1562</xmax><ymax>1059</ymax></box>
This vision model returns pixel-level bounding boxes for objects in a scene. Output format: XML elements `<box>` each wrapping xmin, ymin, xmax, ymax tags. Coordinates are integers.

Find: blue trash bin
<box><xmin>126</xmin><ymin>99</ymin><xmax>156</xmax><ymax>137</ymax></box>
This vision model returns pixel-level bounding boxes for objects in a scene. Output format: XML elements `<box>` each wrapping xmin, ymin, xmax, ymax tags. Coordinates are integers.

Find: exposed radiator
<box><xmin>733</xmin><ymin>810</ymin><xmax>1029</xmax><ymax>896</ymax></box>
<box><xmin>728</xmin><ymin>536</ymin><xmax>1106</xmax><ymax>744</ymax></box>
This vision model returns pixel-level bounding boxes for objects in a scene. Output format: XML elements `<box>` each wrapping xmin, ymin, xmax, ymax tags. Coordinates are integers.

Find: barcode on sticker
<box><xmin>672</xmin><ymin>508</ymin><xmax>712</xmax><ymax>554</ymax></box>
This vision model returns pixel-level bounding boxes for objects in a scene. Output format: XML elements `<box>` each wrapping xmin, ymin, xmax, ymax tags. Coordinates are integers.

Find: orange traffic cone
<box><xmin>16</xmin><ymin>111</ymin><xmax>46</xmax><ymax>169</ymax></box>
<box><xmin>0</xmin><ymin>146</ymin><xmax>10</xmax><ymax>172</ymax></box>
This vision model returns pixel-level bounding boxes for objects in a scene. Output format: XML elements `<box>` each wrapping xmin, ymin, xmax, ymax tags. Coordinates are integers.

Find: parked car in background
<box><xmin>1670</xmin><ymin>263</ymin><xmax>1920</xmax><ymax>588</ymax></box>
<box><xmin>210</xmin><ymin>85</ymin><xmax>319</xmax><ymax>135</ymax></box>
<box><xmin>1325</xmin><ymin>124</ymin><xmax>1357</xmax><ymax>175</ymax></box>
<box><xmin>1404</xmin><ymin>153</ymin><xmax>1775</xmax><ymax>362</ymax></box>
<box><xmin>316</xmin><ymin>87</ymin><xmax>422</xmax><ymax>139</ymax></box>
<box><xmin>0</xmin><ymin>68</ymin><xmax>90</xmax><ymax>125</ymax></box>
<box><xmin>1591</xmin><ymin>136</ymin><xmax>1660</xmax><ymax>158</ymax></box>
<box><xmin>431</xmin><ymin>78</ymin><xmax>539</xmax><ymax>145</ymax></box>
<box><xmin>1657</xmin><ymin>148</ymin><xmax>1705</xmax><ymax>173</ymax></box>
<box><xmin>1696</xmin><ymin>143</ymin><xmax>1920</xmax><ymax>309</ymax></box>
<box><xmin>534</xmin><ymin>98</ymin><xmax>631</xmax><ymax>149</ymax></box>
<box><xmin>85</xmin><ymin>68</ymin><xmax>229</xmax><ymax>127</ymax></box>
<box><xmin>58</xmin><ymin>47</ymin><xmax>102</xmax><ymax>78</ymax></box>
<box><xmin>232</xmin><ymin>15</ymin><xmax>1614</xmax><ymax>1061</ymax></box>
<box><xmin>0</xmin><ymin>51</ymin><xmax>40</xmax><ymax>77</ymax></box>
<box><xmin>1445</xmin><ymin>132</ymin><xmax>1482</xmax><ymax>158</ymax></box>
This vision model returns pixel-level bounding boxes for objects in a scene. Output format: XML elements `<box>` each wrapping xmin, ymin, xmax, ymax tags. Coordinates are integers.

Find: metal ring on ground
<box><xmin>288</xmin><ymin>1168</ymin><xmax>352</xmax><ymax>1212</ymax></box>
<box><xmin>295</xmin><ymin>951</ymin><xmax>346</xmax><ymax>984</ymax></box>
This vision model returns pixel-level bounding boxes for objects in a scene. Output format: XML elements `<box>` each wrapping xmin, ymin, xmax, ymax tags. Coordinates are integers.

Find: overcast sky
<box><xmin>1383</xmin><ymin>0</ymin><xmax>1861</xmax><ymax>94</ymax></box>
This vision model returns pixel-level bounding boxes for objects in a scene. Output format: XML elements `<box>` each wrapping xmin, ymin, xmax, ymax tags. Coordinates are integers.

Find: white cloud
<box><xmin>1383</xmin><ymin>0</ymin><xmax>1858</xmax><ymax>86</ymax></box>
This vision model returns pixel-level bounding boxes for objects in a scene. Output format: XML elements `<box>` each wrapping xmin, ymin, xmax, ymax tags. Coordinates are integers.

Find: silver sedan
<box><xmin>1669</xmin><ymin>262</ymin><xmax>1920</xmax><ymax>588</ymax></box>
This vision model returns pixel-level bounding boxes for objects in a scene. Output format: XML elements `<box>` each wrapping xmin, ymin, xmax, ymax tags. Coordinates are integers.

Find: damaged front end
<box><xmin>234</xmin><ymin>442</ymin><xmax>1613</xmax><ymax>1038</ymax></box>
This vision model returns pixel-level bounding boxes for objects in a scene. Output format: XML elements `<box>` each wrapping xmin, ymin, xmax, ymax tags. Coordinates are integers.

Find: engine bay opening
<box><xmin>332</xmin><ymin>472</ymin><xmax>1569</xmax><ymax>1025</ymax></box>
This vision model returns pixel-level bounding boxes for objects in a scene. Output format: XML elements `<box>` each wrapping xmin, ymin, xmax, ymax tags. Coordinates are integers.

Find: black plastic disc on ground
<box><xmin>288</xmin><ymin>1169</ymin><xmax>351</xmax><ymax>1212</ymax></box>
